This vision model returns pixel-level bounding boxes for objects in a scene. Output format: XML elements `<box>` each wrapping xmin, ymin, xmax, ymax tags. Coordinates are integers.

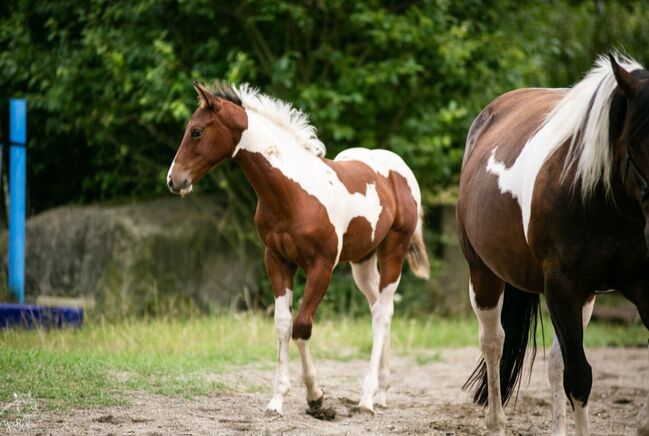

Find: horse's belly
<box><xmin>459</xmin><ymin>175</ymin><xmax>545</xmax><ymax>292</ymax></box>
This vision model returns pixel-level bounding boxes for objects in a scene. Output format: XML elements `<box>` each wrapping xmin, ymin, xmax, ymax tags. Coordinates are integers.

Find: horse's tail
<box><xmin>463</xmin><ymin>283</ymin><xmax>541</xmax><ymax>406</ymax></box>
<box><xmin>406</xmin><ymin>207</ymin><xmax>429</xmax><ymax>279</ymax></box>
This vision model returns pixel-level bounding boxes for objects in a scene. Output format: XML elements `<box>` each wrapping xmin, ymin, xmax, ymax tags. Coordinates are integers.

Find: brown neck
<box><xmin>233</xmin><ymin>149</ymin><xmax>291</xmax><ymax>215</ymax></box>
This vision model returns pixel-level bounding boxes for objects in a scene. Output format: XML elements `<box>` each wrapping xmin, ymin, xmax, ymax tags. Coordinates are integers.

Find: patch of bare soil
<box><xmin>9</xmin><ymin>348</ymin><xmax>649</xmax><ymax>435</ymax></box>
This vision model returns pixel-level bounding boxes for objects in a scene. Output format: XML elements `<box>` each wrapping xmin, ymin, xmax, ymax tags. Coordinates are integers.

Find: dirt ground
<box><xmin>9</xmin><ymin>347</ymin><xmax>649</xmax><ymax>435</ymax></box>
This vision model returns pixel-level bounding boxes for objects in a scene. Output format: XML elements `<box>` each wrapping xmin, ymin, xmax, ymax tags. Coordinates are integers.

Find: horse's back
<box><xmin>335</xmin><ymin>147</ymin><xmax>421</xmax><ymax>207</ymax></box>
<box><xmin>457</xmin><ymin>88</ymin><xmax>566</xmax><ymax>292</ymax></box>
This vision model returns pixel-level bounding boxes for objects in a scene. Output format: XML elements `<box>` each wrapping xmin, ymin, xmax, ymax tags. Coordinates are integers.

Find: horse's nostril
<box><xmin>167</xmin><ymin>179</ymin><xmax>174</xmax><ymax>189</ymax></box>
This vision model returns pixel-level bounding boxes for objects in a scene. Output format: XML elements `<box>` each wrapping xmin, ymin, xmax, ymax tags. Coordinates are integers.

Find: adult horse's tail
<box><xmin>406</xmin><ymin>208</ymin><xmax>430</xmax><ymax>279</ymax></box>
<box><xmin>463</xmin><ymin>284</ymin><xmax>541</xmax><ymax>406</ymax></box>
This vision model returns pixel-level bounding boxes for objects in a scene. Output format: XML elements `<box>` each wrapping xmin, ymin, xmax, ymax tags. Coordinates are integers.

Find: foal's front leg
<box><xmin>264</xmin><ymin>249</ymin><xmax>296</xmax><ymax>415</ymax></box>
<box><xmin>292</xmin><ymin>261</ymin><xmax>334</xmax><ymax>409</ymax></box>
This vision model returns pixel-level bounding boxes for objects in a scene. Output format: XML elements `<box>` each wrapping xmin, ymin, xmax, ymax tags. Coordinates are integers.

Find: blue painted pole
<box><xmin>9</xmin><ymin>99</ymin><xmax>26</xmax><ymax>304</ymax></box>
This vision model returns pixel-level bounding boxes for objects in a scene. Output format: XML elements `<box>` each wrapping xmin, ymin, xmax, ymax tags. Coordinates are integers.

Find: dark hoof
<box><xmin>306</xmin><ymin>406</ymin><xmax>336</xmax><ymax>421</ymax></box>
<box><xmin>308</xmin><ymin>395</ymin><xmax>324</xmax><ymax>410</ymax></box>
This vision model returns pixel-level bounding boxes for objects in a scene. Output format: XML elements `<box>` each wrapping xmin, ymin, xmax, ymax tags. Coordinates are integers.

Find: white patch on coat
<box><xmin>336</xmin><ymin>147</ymin><xmax>422</xmax><ymax>215</ymax></box>
<box><xmin>486</xmin><ymin>55</ymin><xmax>644</xmax><ymax>241</ymax></box>
<box><xmin>266</xmin><ymin>289</ymin><xmax>293</xmax><ymax>415</ymax></box>
<box><xmin>486</xmin><ymin>144</ymin><xmax>555</xmax><ymax>242</ymax></box>
<box><xmin>234</xmin><ymin>110</ymin><xmax>383</xmax><ymax>263</ymax></box>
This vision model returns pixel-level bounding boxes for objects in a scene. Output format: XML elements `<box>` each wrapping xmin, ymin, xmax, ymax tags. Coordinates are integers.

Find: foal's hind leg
<box><xmin>469</xmin><ymin>270</ymin><xmax>506</xmax><ymax>435</ymax></box>
<box><xmin>549</xmin><ymin>295</ymin><xmax>595</xmax><ymax>436</ymax></box>
<box><xmin>264</xmin><ymin>249</ymin><xmax>297</xmax><ymax>415</ymax></box>
<box><xmin>352</xmin><ymin>253</ymin><xmax>391</xmax><ymax>407</ymax></box>
<box><xmin>358</xmin><ymin>232</ymin><xmax>409</xmax><ymax>413</ymax></box>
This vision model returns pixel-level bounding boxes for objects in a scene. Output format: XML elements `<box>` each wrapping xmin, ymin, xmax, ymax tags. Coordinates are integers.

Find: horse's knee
<box><xmin>564</xmin><ymin>361</ymin><xmax>592</xmax><ymax>406</ymax></box>
<box><xmin>292</xmin><ymin>317</ymin><xmax>312</xmax><ymax>340</ymax></box>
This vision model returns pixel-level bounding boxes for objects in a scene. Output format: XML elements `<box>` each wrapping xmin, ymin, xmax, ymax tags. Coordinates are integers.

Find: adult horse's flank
<box><xmin>167</xmin><ymin>82</ymin><xmax>429</xmax><ymax>415</ymax></box>
<box><xmin>457</xmin><ymin>53</ymin><xmax>649</xmax><ymax>436</ymax></box>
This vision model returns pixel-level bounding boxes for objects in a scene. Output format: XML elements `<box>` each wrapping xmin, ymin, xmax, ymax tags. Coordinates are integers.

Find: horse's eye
<box><xmin>191</xmin><ymin>128</ymin><xmax>203</xmax><ymax>139</ymax></box>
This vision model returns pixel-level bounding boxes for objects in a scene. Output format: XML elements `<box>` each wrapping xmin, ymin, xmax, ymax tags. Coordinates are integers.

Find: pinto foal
<box><xmin>167</xmin><ymin>82</ymin><xmax>429</xmax><ymax>415</ymax></box>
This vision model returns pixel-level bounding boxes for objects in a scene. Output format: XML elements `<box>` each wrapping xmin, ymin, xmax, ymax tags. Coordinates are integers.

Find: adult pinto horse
<box><xmin>167</xmin><ymin>82</ymin><xmax>429</xmax><ymax>415</ymax></box>
<box><xmin>457</xmin><ymin>53</ymin><xmax>649</xmax><ymax>435</ymax></box>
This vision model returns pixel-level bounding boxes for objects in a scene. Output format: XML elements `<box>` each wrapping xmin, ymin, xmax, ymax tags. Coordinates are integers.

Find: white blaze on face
<box><xmin>166</xmin><ymin>161</ymin><xmax>174</xmax><ymax>186</ymax></box>
<box><xmin>486</xmin><ymin>142</ymin><xmax>556</xmax><ymax>242</ymax></box>
<box><xmin>234</xmin><ymin>111</ymin><xmax>385</xmax><ymax>264</ymax></box>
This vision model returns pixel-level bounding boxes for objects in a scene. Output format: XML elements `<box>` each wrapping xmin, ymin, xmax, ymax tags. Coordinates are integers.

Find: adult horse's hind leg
<box><xmin>469</xmin><ymin>268</ymin><xmax>506</xmax><ymax>435</ymax></box>
<box><xmin>264</xmin><ymin>249</ymin><xmax>297</xmax><ymax>415</ymax></box>
<box><xmin>545</xmin><ymin>275</ymin><xmax>593</xmax><ymax>436</ymax></box>
<box><xmin>352</xmin><ymin>253</ymin><xmax>391</xmax><ymax>407</ymax></box>
<box><xmin>549</xmin><ymin>295</ymin><xmax>595</xmax><ymax>436</ymax></box>
<box><xmin>358</xmin><ymin>231</ymin><xmax>409</xmax><ymax>413</ymax></box>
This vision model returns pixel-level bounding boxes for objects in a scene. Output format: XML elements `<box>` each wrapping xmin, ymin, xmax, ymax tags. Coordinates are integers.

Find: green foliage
<box><xmin>3</xmin><ymin>1</ymin><xmax>649</xmax><ymax>314</ymax></box>
<box><xmin>2</xmin><ymin>0</ymin><xmax>649</xmax><ymax>211</ymax></box>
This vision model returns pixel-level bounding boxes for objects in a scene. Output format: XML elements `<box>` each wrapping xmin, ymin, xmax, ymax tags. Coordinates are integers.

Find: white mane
<box><xmin>529</xmin><ymin>53</ymin><xmax>644</xmax><ymax>200</ymax></box>
<box><xmin>231</xmin><ymin>83</ymin><xmax>326</xmax><ymax>157</ymax></box>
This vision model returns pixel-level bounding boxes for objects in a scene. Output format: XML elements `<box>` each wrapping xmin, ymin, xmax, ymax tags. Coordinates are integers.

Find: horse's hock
<box><xmin>0</xmin><ymin>197</ymin><xmax>260</xmax><ymax>317</ymax></box>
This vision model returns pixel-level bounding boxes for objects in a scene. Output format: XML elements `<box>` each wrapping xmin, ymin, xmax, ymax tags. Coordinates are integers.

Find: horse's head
<box><xmin>167</xmin><ymin>82</ymin><xmax>248</xmax><ymax>195</ymax></box>
<box><xmin>610</xmin><ymin>55</ymin><xmax>649</xmax><ymax>244</ymax></box>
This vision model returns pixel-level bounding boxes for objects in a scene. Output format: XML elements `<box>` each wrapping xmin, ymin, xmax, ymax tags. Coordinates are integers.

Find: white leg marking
<box><xmin>351</xmin><ymin>255</ymin><xmax>380</xmax><ymax>307</ymax></box>
<box><xmin>352</xmin><ymin>255</ymin><xmax>391</xmax><ymax>407</ymax></box>
<box><xmin>359</xmin><ymin>277</ymin><xmax>400</xmax><ymax>413</ymax></box>
<box><xmin>266</xmin><ymin>290</ymin><xmax>293</xmax><ymax>415</ymax></box>
<box><xmin>637</xmin><ymin>343</ymin><xmax>649</xmax><ymax>436</ymax></box>
<box><xmin>549</xmin><ymin>334</ymin><xmax>566</xmax><ymax>436</ymax></box>
<box><xmin>294</xmin><ymin>338</ymin><xmax>324</xmax><ymax>404</ymax></box>
<box><xmin>470</xmin><ymin>282</ymin><xmax>505</xmax><ymax>436</ymax></box>
<box><xmin>572</xmin><ymin>397</ymin><xmax>589</xmax><ymax>436</ymax></box>
<box><xmin>550</xmin><ymin>297</ymin><xmax>595</xmax><ymax>436</ymax></box>
<box><xmin>376</xmin><ymin>325</ymin><xmax>391</xmax><ymax>408</ymax></box>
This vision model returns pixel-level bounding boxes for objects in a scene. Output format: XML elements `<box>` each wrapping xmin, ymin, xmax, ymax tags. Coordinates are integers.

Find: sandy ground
<box><xmin>7</xmin><ymin>347</ymin><xmax>649</xmax><ymax>435</ymax></box>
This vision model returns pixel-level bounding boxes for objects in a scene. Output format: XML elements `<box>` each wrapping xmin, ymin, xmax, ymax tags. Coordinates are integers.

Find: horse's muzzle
<box><xmin>167</xmin><ymin>175</ymin><xmax>193</xmax><ymax>196</ymax></box>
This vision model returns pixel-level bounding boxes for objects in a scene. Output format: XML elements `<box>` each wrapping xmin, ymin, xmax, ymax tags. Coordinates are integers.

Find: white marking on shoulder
<box><xmin>235</xmin><ymin>111</ymin><xmax>382</xmax><ymax>264</ymax></box>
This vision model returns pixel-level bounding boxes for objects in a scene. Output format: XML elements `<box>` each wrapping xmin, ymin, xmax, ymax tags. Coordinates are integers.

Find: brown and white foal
<box><xmin>167</xmin><ymin>82</ymin><xmax>429</xmax><ymax>415</ymax></box>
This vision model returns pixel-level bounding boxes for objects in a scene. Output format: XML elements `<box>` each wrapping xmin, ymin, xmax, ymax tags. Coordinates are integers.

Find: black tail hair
<box><xmin>463</xmin><ymin>283</ymin><xmax>541</xmax><ymax>406</ymax></box>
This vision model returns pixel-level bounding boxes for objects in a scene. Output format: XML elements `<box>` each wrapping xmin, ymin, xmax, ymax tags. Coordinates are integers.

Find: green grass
<box><xmin>0</xmin><ymin>314</ymin><xmax>646</xmax><ymax>411</ymax></box>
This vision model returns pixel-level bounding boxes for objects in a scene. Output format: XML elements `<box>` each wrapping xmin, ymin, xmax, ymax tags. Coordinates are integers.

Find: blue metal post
<box><xmin>9</xmin><ymin>99</ymin><xmax>26</xmax><ymax>304</ymax></box>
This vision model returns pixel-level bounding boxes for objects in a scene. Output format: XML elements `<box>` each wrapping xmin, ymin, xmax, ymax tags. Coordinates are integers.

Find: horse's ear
<box><xmin>610</xmin><ymin>54</ymin><xmax>639</xmax><ymax>99</ymax></box>
<box><xmin>193</xmin><ymin>81</ymin><xmax>222</xmax><ymax>111</ymax></box>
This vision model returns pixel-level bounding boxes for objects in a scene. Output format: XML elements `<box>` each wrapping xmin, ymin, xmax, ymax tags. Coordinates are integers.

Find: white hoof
<box><xmin>358</xmin><ymin>395</ymin><xmax>375</xmax><ymax>414</ymax></box>
<box><xmin>375</xmin><ymin>390</ymin><xmax>387</xmax><ymax>408</ymax></box>
<box><xmin>265</xmin><ymin>395</ymin><xmax>284</xmax><ymax>416</ymax></box>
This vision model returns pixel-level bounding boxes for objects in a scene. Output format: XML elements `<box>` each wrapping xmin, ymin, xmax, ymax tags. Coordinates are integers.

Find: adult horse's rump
<box><xmin>457</xmin><ymin>54</ymin><xmax>649</xmax><ymax>435</ymax></box>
